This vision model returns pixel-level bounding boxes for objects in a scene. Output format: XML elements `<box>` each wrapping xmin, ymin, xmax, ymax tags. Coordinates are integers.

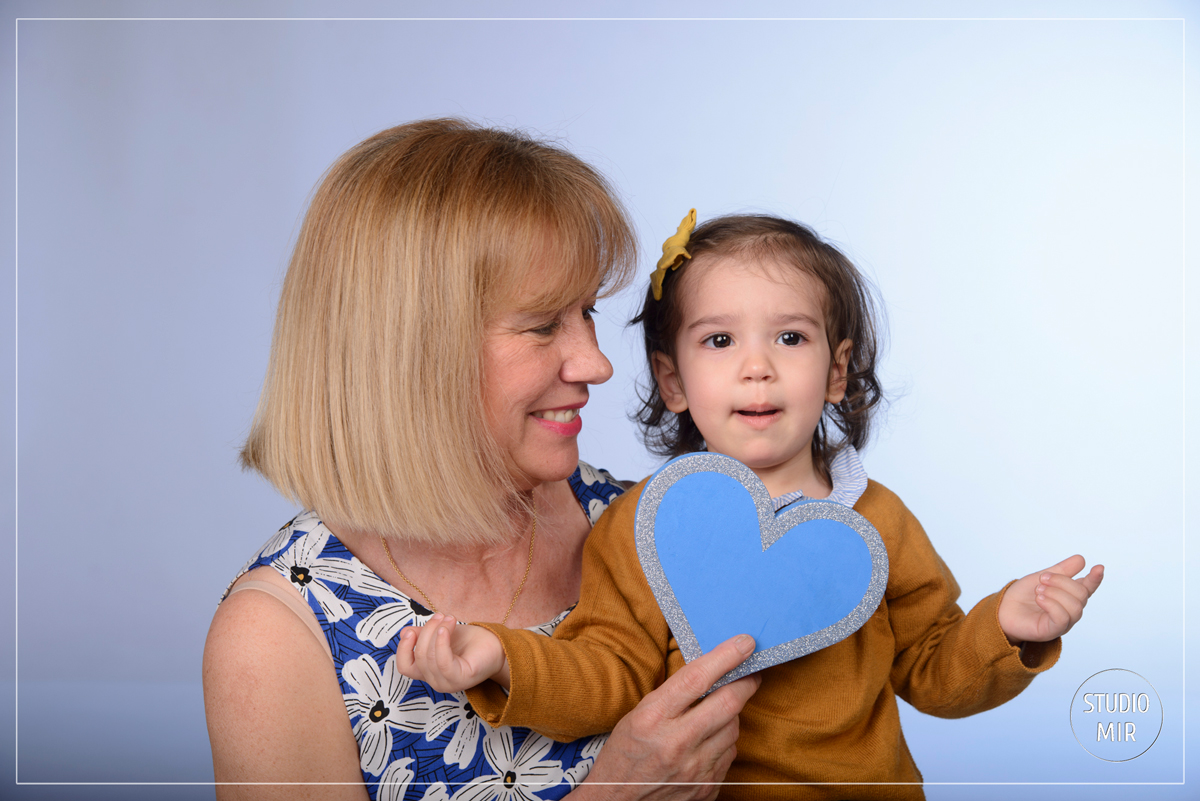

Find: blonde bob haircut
<box><xmin>241</xmin><ymin>119</ymin><xmax>636</xmax><ymax>546</ymax></box>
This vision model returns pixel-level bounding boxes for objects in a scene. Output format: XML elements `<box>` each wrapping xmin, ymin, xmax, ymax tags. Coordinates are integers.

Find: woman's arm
<box><xmin>203</xmin><ymin>568</ymin><xmax>368</xmax><ymax>800</ymax></box>
<box><xmin>569</xmin><ymin>636</ymin><xmax>761</xmax><ymax>801</ymax></box>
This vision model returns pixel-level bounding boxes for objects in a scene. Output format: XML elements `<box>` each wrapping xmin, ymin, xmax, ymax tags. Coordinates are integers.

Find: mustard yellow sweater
<box><xmin>468</xmin><ymin>479</ymin><xmax>1059</xmax><ymax>800</ymax></box>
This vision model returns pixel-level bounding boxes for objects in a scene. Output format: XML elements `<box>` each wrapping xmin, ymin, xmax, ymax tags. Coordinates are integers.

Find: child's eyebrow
<box><xmin>770</xmin><ymin>312</ymin><xmax>823</xmax><ymax>328</ymax></box>
<box><xmin>685</xmin><ymin>312</ymin><xmax>823</xmax><ymax>331</ymax></box>
<box><xmin>685</xmin><ymin>314</ymin><xmax>738</xmax><ymax>331</ymax></box>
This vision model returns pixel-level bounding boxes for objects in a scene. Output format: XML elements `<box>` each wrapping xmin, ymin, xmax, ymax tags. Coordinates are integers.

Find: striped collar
<box><xmin>771</xmin><ymin>445</ymin><xmax>868</xmax><ymax>511</ymax></box>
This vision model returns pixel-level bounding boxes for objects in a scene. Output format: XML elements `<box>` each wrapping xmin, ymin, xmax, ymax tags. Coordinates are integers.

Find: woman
<box><xmin>203</xmin><ymin>118</ymin><xmax>760</xmax><ymax>800</ymax></box>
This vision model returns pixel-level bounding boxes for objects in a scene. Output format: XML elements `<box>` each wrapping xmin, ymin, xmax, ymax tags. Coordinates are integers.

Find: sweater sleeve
<box><xmin>865</xmin><ymin>482</ymin><xmax>1061</xmax><ymax>718</ymax></box>
<box><xmin>466</xmin><ymin>483</ymin><xmax>673</xmax><ymax>741</ymax></box>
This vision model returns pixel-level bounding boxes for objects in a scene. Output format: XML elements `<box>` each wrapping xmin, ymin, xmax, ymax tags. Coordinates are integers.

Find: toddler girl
<box><xmin>398</xmin><ymin>212</ymin><xmax>1103</xmax><ymax>800</ymax></box>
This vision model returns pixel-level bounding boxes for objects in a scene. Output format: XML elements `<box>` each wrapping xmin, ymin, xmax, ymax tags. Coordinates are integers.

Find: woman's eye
<box><xmin>529</xmin><ymin>320</ymin><xmax>561</xmax><ymax>336</ymax></box>
<box><xmin>582</xmin><ymin>305</ymin><xmax>598</xmax><ymax>321</ymax></box>
<box><xmin>703</xmin><ymin>333</ymin><xmax>733</xmax><ymax>349</ymax></box>
<box><xmin>777</xmin><ymin>331</ymin><xmax>804</xmax><ymax>346</ymax></box>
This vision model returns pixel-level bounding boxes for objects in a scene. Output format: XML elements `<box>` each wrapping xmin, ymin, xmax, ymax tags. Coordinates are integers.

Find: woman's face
<box><xmin>481</xmin><ymin>285</ymin><xmax>613</xmax><ymax>491</ymax></box>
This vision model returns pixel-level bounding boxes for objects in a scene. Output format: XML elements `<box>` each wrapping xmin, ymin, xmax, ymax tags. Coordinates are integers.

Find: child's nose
<box><xmin>741</xmin><ymin>348</ymin><xmax>774</xmax><ymax>382</ymax></box>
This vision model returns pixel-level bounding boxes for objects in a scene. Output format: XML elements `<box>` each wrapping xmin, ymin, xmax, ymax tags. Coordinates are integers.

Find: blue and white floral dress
<box><xmin>225</xmin><ymin>462</ymin><xmax>624</xmax><ymax>801</ymax></box>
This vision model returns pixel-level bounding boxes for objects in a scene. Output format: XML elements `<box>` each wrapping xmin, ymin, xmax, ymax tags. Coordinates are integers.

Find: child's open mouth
<box><xmin>736</xmin><ymin>408</ymin><xmax>781</xmax><ymax>429</ymax></box>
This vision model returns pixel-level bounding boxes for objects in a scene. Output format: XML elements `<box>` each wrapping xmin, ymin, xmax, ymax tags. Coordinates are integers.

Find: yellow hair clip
<box><xmin>650</xmin><ymin>208</ymin><xmax>697</xmax><ymax>301</ymax></box>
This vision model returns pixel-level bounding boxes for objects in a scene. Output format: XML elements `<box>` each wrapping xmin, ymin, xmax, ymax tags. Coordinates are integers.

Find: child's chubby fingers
<box><xmin>407</xmin><ymin>614</ymin><xmax>455</xmax><ymax>690</ymax></box>
<box><xmin>1042</xmin><ymin>555</ymin><xmax>1104</xmax><ymax>593</ymax></box>
<box><xmin>1044</xmin><ymin>554</ymin><xmax>1086</xmax><ymax>578</ymax></box>
<box><xmin>1034</xmin><ymin>586</ymin><xmax>1090</xmax><ymax>639</ymax></box>
<box><xmin>395</xmin><ymin>626</ymin><xmax>421</xmax><ymax>678</ymax></box>
<box><xmin>1078</xmin><ymin>564</ymin><xmax>1105</xmax><ymax>596</ymax></box>
<box><xmin>1039</xmin><ymin>572</ymin><xmax>1091</xmax><ymax>606</ymax></box>
<box><xmin>433</xmin><ymin>615</ymin><xmax>459</xmax><ymax>677</ymax></box>
<box><xmin>1036</xmin><ymin>584</ymin><xmax>1083</xmax><ymax>622</ymax></box>
<box><xmin>412</xmin><ymin>613</ymin><xmax>448</xmax><ymax>665</ymax></box>
<box><xmin>1039</xmin><ymin>562</ymin><xmax>1104</xmax><ymax>612</ymax></box>
<box><xmin>409</xmin><ymin>615</ymin><xmax>433</xmax><ymax>663</ymax></box>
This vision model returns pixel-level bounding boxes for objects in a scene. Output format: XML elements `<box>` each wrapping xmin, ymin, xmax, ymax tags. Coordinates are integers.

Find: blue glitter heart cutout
<box><xmin>635</xmin><ymin>452</ymin><xmax>889</xmax><ymax>689</ymax></box>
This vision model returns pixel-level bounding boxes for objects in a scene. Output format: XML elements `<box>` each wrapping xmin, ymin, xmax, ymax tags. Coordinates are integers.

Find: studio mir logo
<box><xmin>1070</xmin><ymin>669</ymin><xmax>1163</xmax><ymax>761</ymax></box>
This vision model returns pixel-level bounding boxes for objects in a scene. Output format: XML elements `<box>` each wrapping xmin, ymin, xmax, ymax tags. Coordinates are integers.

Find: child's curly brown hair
<box><xmin>631</xmin><ymin>214</ymin><xmax>884</xmax><ymax>484</ymax></box>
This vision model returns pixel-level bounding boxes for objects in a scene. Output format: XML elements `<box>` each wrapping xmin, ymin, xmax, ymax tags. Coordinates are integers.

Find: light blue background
<box><xmin>4</xmin><ymin>1</ymin><xmax>1196</xmax><ymax>798</ymax></box>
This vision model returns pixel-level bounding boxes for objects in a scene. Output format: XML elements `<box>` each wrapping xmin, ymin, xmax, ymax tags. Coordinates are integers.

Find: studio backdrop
<box><xmin>7</xmin><ymin>3</ymin><xmax>1194</xmax><ymax>799</ymax></box>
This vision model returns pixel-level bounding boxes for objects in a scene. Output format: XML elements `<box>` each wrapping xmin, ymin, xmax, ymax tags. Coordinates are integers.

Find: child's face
<box><xmin>652</xmin><ymin>256</ymin><xmax>851</xmax><ymax>496</ymax></box>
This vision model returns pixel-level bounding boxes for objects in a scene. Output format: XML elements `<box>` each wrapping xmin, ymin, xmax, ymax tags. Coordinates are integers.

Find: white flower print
<box><xmin>421</xmin><ymin>784</ymin><xmax>451</xmax><ymax>801</ymax></box>
<box><xmin>426</xmin><ymin>694</ymin><xmax>491</xmax><ymax>769</ymax></box>
<box><xmin>222</xmin><ymin>512</ymin><xmax>315</xmax><ymax>600</ymax></box>
<box><xmin>424</xmin><ymin>609</ymin><xmax>573</xmax><ymax>772</ymax></box>
<box><xmin>269</xmin><ymin>526</ymin><xmax>357</xmax><ymax>622</ymax></box>
<box><xmin>562</xmin><ymin>733</ymin><xmax>607</xmax><ymax>789</ymax></box>
<box><xmin>377</xmin><ymin>757</ymin><xmax>415</xmax><ymax>801</ymax></box>
<box><xmin>577</xmin><ymin>461</ymin><xmax>621</xmax><ymax>523</ymax></box>
<box><xmin>347</xmin><ymin>557</ymin><xmax>418</xmax><ymax>597</ymax></box>
<box><xmin>343</xmin><ymin>654</ymin><xmax>432</xmax><ymax>776</ymax></box>
<box><xmin>356</xmin><ymin>599</ymin><xmax>436</xmax><ymax>647</ymax></box>
<box><xmin>580</xmin><ymin>734</ymin><xmax>606</xmax><ymax>760</ymax></box>
<box><xmin>577</xmin><ymin>461</ymin><xmax>617</xmax><ymax>489</ymax></box>
<box><xmin>349</xmin><ymin>559</ymin><xmax>436</xmax><ymax>647</ymax></box>
<box><xmin>577</xmin><ymin>462</ymin><xmax>606</xmax><ymax>486</ymax></box>
<box><xmin>586</xmin><ymin>496</ymin><xmax>617</xmax><ymax>525</ymax></box>
<box><xmin>451</xmin><ymin>729</ymin><xmax>564</xmax><ymax>801</ymax></box>
<box><xmin>525</xmin><ymin>608</ymin><xmax>571</xmax><ymax>639</ymax></box>
<box><xmin>248</xmin><ymin>513</ymin><xmax>297</xmax><ymax>564</ymax></box>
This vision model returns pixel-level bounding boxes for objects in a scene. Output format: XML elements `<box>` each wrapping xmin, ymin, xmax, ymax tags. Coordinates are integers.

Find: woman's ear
<box><xmin>826</xmin><ymin>339</ymin><xmax>852</xmax><ymax>404</ymax></box>
<box><xmin>651</xmin><ymin>351</ymin><xmax>689</xmax><ymax>413</ymax></box>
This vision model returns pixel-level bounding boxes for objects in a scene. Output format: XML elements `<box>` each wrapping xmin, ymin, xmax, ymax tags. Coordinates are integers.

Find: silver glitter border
<box><xmin>634</xmin><ymin>452</ymin><xmax>889</xmax><ymax>692</ymax></box>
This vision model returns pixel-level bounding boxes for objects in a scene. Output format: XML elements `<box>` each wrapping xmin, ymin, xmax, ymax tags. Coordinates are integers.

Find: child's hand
<box><xmin>998</xmin><ymin>555</ymin><xmax>1104</xmax><ymax>645</ymax></box>
<box><xmin>395</xmin><ymin>613</ymin><xmax>508</xmax><ymax>693</ymax></box>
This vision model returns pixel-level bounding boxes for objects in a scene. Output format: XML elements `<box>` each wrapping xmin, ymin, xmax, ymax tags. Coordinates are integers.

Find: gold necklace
<box><xmin>378</xmin><ymin>502</ymin><xmax>537</xmax><ymax>626</ymax></box>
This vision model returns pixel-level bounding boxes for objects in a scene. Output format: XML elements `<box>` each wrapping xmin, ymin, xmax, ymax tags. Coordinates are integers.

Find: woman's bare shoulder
<box><xmin>203</xmin><ymin>567</ymin><xmax>368</xmax><ymax>799</ymax></box>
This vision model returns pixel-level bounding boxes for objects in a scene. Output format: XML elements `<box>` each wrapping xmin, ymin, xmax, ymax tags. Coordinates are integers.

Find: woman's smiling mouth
<box><xmin>530</xmin><ymin>406</ymin><xmax>584</xmax><ymax>435</ymax></box>
<box><xmin>533</xmin><ymin>408</ymin><xmax>579</xmax><ymax>424</ymax></box>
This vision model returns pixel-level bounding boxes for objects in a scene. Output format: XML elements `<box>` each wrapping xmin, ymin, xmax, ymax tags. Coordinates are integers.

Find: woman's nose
<box><xmin>562</xmin><ymin>318</ymin><xmax>613</xmax><ymax>385</ymax></box>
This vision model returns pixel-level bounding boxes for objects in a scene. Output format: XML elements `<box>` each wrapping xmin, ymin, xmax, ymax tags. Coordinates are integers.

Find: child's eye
<box><xmin>777</xmin><ymin>331</ymin><xmax>805</xmax><ymax>346</ymax></box>
<box><xmin>703</xmin><ymin>333</ymin><xmax>733</xmax><ymax>349</ymax></box>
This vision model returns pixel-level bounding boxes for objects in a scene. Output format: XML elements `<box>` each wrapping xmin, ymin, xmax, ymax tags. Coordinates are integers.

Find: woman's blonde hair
<box><xmin>241</xmin><ymin>119</ymin><xmax>636</xmax><ymax>545</ymax></box>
